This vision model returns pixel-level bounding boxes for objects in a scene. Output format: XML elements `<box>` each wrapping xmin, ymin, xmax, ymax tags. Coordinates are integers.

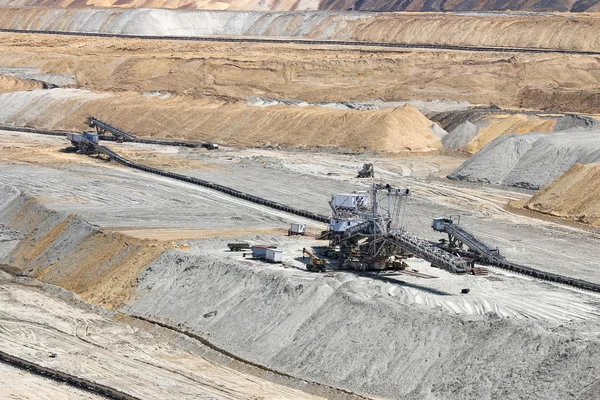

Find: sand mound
<box><xmin>465</xmin><ymin>114</ymin><xmax>555</xmax><ymax>154</ymax></box>
<box><xmin>0</xmin><ymin>89</ymin><xmax>442</xmax><ymax>152</ymax></box>
<box><xmin>442</xmin><ymin>120</ymin><xmax>478</xmax><ymax>149</ymax></box>
<box><xmin>430</xmin><ymin>123</ymin><xmax>448</xmax><ymax>140</ymax></box>
<box><xmin>0</xmin><ymin>74</ymin><xmax>45</xmax><ymax>93</ymax></box>
<box><xmin>448</xmin><ymin>129</ymin><xmax>600</xmax><ymax>189</ymax></box>
<box><xmin>524</xmin><ymin>163</ymin><xmax>600</xmax><ymax>227</ymax></box>
<box><xmin>553</xmin><ymin>114</ymin><xmax>599</xmax><ymax>132</ymax></box>
<box><xmin>0</xmin><ymin>9</ymin><xmax>600</xmax><ymax>52</ymax></box>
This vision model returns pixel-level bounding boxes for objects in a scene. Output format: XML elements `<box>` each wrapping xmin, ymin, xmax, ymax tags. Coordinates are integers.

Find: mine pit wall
<box><xmin>2</xmin><ymin>184</ymin><xmax>600</xmax><ymax>398</ymax></box>
<box><xmin>0</xmin><ymin>185</ymin><xmax>166</xmax><ymax>309</ymax></box>
<box><xmin>124</xmin><ymin>245</ymin><xmax>600</xmax><ymax>399</ymax></box>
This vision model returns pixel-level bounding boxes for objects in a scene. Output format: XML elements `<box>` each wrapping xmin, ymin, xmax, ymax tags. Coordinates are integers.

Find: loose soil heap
<box><xmin>0</xmin><ymin>88</ymin><xmax>443</xmax><ymax>152</ymax></box>
<box><xmin>448</xmin><ymin>129</ymin><xmax>600</xmax><ymax>189</ymax></box>
<box><xmin>0</xmin><ymin>74</ymin><xmax>45</xmax><ymax>93</ymax></box>
<box><xmin>524</xmin><ymin>162</ymin><xmax>600</xmax><ymax>227</ymax></box>
<box><xmin>465</xmin><ymin>114</ymin><xmax>555</xmax><ymax>154</ymax></box>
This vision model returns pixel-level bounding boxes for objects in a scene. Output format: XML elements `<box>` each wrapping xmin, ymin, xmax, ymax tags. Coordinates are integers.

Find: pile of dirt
<box><xmin>0</xmin><ymin>186</ymin><xmax>168</xmax><ymax>309</ymax></box>
<box><xmin>0</xmin><ymin>89</ymin><xmax>443</xmax><ymax>152</ymax></box>
<box><xmin>524</xmin><ymin>163</ymin><xmax>600</xmax><ymax>227</ymax></box>
<box><xmin>0</xmin><ymin>0</ymin><xmax>598</xmax><ymax>12</ymax></box>
<box><xmin>519</xmin><ymin>87</ymin><xmax>600</xmax><ymax>115</ymax></box>
<box><xmin>1</xmin><ymin>9</ymin><xmax>600</xmax><ymax>52</ymax></box>
<box><xmin>448</xmin><ymin>129</ymin><xmax>600</xmax><ymax>189</ymax></box>
<box><xmin>465</xmin><ymin>114</ymin><xmax>555</xmax><ymax>154</ymax></box>
<box><xmin>0</xmin><ymin>74</ymin><xmax>45</xmax><ymax>93</ymax></box>
<box><xmin>553</xmin><ymin>114</ymin><xmax>599</xmax><ymax>132</ymax></box>
<box><xmin>442</xmin><ymin>120</ymin><xmax>478</xmax><ymax>149</ymax></box>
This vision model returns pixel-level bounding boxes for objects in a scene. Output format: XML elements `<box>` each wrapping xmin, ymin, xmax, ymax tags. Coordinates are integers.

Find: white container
<box><xmin>266</xmin><ymin>248</ymin><xmax>283</xmax><ymax>263</ymax></box>
<box><xmin>290</xmin><ymin>223</ymin><xmax>306</xmax><ymax>234</ymax></box>
<box><xmin>252</xmin><ymin>245</ymin><xmax>274</xmax><ymax>259</ymax></box>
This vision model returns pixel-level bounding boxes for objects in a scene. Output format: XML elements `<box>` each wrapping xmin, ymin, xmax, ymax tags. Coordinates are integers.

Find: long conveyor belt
<box><xmin>90</xmin><ymin>140</ymin><xmax>331</xmax><ymax>224</ymax></box>
<box><xmin>437</xmin><ymin>220</ymin><xmax>600</xmax><ymax>293</ymax></box>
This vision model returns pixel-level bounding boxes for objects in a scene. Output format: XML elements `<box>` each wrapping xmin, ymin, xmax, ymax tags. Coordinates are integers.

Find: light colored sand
<box><xmin>524</xmin><ymin>162</ymin><xmax>600</xmax><ymax>227</ymax></box>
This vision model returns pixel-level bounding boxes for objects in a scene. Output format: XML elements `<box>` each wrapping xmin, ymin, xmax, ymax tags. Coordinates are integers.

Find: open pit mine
<box><xmin>1</xmin><ymin>2</ymin><xmax>600</xmax><ymax>400</ymax></box>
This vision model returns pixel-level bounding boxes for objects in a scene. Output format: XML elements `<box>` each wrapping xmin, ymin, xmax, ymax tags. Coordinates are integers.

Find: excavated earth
<box><xmin>2</xmin><ymin>131</ymin><xmax>600</xmax><ymax>399</ymax></box>
<box><xmin>2</xmin><ymin>6</ymin><xmax>600</xmax><ymax>398</ymax></box>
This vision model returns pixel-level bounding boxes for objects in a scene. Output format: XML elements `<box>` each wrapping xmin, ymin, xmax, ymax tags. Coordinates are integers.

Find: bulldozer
<box><xmin>357</xmin><ymin>163</ymin><xmax>374</xmax><ymax>178</ymax></box>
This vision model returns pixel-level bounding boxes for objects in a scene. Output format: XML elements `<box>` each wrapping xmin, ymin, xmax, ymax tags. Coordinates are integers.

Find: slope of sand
<box><xmin>524</xmin><ymin>162</ymin><xmax>600</xmax><ymax>226</ymax></box>
<box><xmin>0</xmin><ymin>74</ymin><xmax>45</xmax><ymax>93</ymax></box>
<box><xmin>466</xmin><ymin>114</ymin><xmax>555</xmax><ymax>154</ymax></box>
<box><xmin>0</xmin><ymin>88</ymin><xmax>442</xmax><ymax>152</ymax></box>
<box><xmin>0</xmin><ymin>0</ymin><xmax>598</xmax><ymax>12</ymax></box>
<box><xmin>448</xmin><ymin>129</ymin><xmax>600</xmax><ymax>189</ymax></box>
<box><xmin>2</xmin><ymin>34</ymin><xmax>600</xmax><ymax>112</ymax></box>
<box><xmin>1</xmin><ymin>9</ymin><xmax>600</xmax><ymax>52</ymax></box>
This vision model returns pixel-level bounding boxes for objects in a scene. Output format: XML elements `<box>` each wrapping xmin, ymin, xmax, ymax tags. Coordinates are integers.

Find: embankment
<box><xmin>0</xmin><ymin>88</ymin><xmax>443</xmax><ymax>152</ymax></box>
<box><xmin>2</xmin><ymin>185</ymin><xmax>600</xmax><ymax>399</ymax></box>
<box><xmin>0</xmin><ymin>185</ymin><xmax>167</xmax><ymax>309</ymax></box>
<box><xmin>1</xmin><ymin>9</ymin><xmax>600</xmax><ymax>52</ymax></box>
<box><xmin>523</xmin><ymin>162</ymin><xmax>600</xmax><ymax>227</ymax></box>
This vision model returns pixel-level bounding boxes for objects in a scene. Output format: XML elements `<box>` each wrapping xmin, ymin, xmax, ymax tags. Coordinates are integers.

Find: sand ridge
<box><xmin>0</xmin><ymin>88</ymin><xmax>443</xmax><ymax>152</ymax></box>
<box><xmin>524</xmin><ymin>162</ymin><xmax>600</xmax><ymax>227</ymax></box>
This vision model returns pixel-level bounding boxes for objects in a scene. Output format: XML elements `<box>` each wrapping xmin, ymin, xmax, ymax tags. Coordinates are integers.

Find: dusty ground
<box><xmin>0</xmin><ymin>269</ymin><xmax>325</xmax><ymax>399</ymax></box>
<box><xmin>3</xmin><ymin>130</ymin><xmax>600</xmax><ymax>398</ymax></box>
<box><xmin>1</xmin><ymin>32</ymin><xmax>600</xmax><ymax>112</ymax></box>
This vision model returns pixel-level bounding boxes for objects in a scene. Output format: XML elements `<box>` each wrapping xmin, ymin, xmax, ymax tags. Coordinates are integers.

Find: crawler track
<box><xmin>2</xmin><ymin>28</ymin><xmax>600</xmax><ymax>55</ymax></box>
<box><xmin>0</xmin><ymin>350</ymin><xmax>141</xmax><ymax>400</ymax></box>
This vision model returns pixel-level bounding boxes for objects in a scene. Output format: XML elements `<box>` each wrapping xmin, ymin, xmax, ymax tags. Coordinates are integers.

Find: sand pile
<box><xmin>0</xmin><ymin>88</ymin><xmax>442</xmax><ymax>152</ymax></box>
<box><xmin>0</xmin><ymin>8</ymin><xmax>600</xmax><ymax>52</ymax></box>
<box><xmin>524</xmin><ymin>163</ymin><xmax>600</xmax><ymax>227</ymax></box>
<box><xmin>442</xmin><ymin>120</ymin><xmax>478</xmax><ymax>149</ymax></box>
<box><xmin>553</xmin><ymin>114</ymin><xmax>599</xmax><ymax>132</ymax></box>
<box><xmin>448</xmin><ymin>129</ymin><xmax>600</xmax><ymax>189</ymax></box>
<box><xmin>465</xmin><ymin>114</ymin><xmax>555</xmax><ymax>154</ymax></box>
<box><xmin>0</xmin><ymin>186</ymin><xmax>168</xmax><ymax>309</ymax></box>
<box><xmin>0</xmin><ymin>74</ymin><xmax>45</xmax><ymax>93</ymax></box>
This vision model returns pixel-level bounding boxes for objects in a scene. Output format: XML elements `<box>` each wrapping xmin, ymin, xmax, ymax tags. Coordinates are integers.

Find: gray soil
<box><xmin>441</xmin><ymin>120</ymin><xmax>479</xmax><ymax>148</ymax></box>
<box><xmin>448</xmin><ymin>128</ymin><xmax>600</xmax><ymax>189</ymax></box>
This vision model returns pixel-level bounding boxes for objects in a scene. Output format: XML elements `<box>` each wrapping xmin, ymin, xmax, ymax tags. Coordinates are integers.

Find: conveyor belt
<box><xmin>436</xmin><ymin>220</ymin><xmax>600</xmax><ymax>293</ymax></box>
<box><xmin>92</xmin><ymin>141</ymin><xmax>330</xmax><ymax>224</ymax></box>
<box><xmin>0</xmin><ymin>124</ymin><xmax>207</xmax><ymax>148</ymax></box>
<box><xmin>388</xmin><ymin>230</ymin><xmax>470</xmax><ymax>273</ymax></box>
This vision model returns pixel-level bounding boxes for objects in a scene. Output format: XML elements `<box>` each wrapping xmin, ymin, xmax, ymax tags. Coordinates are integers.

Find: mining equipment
<box><xmin>303</xmin><ymin>247</ymin><xmax>327</xmax><ymax>272</ymax></box>
<box><xmin>85</xmin><ymin>116</ymin><xmax>136</xmax><ymax>143</ymax></box>
<box><xmin>228</xmin><ymin>242</ymin><xmax>251</xmax><ymax>251</ymax></box>
<box><xmin>357</xmin><ymin>163</ymin><xmax>374</xmax><ymax>178</ymax></box>
<box><xmin>316</xmin><ymin>183</ymin><xmax>475</xmax><ymax>273</ymax></box>
<box><xmin>66</xmin><ymin>132</ymin><xmax>99</xmax><ymax>154</ymax></box>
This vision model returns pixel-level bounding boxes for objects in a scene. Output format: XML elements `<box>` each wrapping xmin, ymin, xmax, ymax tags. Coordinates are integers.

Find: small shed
<box><xmin>252</xmin><ymin>245</ymin><xmax>276</xmax><ymax>259</ymax></box>
<box><xmin>290</xmin><ymin>223</ymin><xmax>306</xmax><ymax>235</ymax></box>
<box><xmin>265</xmin><ymin>248</ymin><xmax>283</xmax><ymax>263</ymax></box>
